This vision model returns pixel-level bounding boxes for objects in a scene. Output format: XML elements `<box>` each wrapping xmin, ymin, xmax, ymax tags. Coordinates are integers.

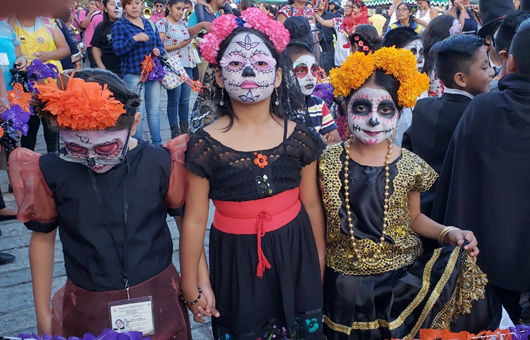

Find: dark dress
<box><xmin>186</xmin><ymin>122</ymin><xmax>325</xmax><ymax>340</ymax></box>
<box><xmin>319</xmin><ymin>143</ymin><xmax>501</xmax><ymax>340</ymax></box>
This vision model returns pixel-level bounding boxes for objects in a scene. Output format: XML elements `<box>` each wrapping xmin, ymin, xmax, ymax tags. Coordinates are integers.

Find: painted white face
<box><xmin>219</xmin><ymin>33</ymin><xmax>277</xmax><ymax>104</ymax></box>
<box><xmin>60</xmin><ymin>129</ymin><xmax>130</xmax><ymax>173</ymax></box>
<box><xmin>347</xmin><ymin>87</ymin><xmax>398</xmax><ymax>145</ymax></box>
<box><xmin>293</xmin><ymin>54</ymin><xmax>317</xmax><ymax>96</ymax></box>
<box><xmin>116</xmin><ymin>1</ymin><xmax>124</xmax><ymax>18</ymax></box>
<box><xmin>405</xmin><ymin>39</ymin><xmax>424</xmax><ymax>72</ymax></box>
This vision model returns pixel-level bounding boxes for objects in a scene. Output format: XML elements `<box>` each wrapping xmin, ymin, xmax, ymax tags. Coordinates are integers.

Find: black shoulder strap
<box><xmin>283</xmin><ymin>117</ymin><xmax>289</xmax><ymax>143</ymax></box>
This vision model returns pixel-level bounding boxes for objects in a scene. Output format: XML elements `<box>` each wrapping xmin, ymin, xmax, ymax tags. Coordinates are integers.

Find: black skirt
<box><xmin>209</xmin><ymin>207</ymin><xmax>324</xmax><ymax>340</ymax></box>
<box><xmin>323</xmin><ymin>245</ymin><xmax>502</xmax><ymax>340</ymax></box>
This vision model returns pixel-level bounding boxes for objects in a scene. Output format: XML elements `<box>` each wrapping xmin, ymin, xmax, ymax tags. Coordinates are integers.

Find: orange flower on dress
<box><xmin>35</xmin><ymin>76</ymin><xmax>125</xmax><ymax>131</ymax></box>
<box><xmin>254</xmin><ymin>152</ymin><xmax>268</xmax><ymax>168</ymax></box>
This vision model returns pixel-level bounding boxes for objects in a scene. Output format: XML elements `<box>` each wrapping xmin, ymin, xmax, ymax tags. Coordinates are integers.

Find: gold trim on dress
<box><xmin>430</xmin><ymin>253</ymin><xmax>488</xmax><ymax>330</ymax></box>
<box><xmin>323</xmin><ymin>247</ymin><xmax>460</xmax><ymax>336</ymax></box>
<box><xmin>319</xmin><ymin>144</ymin><xmax>438</xmax><ymax>276</ymax></box>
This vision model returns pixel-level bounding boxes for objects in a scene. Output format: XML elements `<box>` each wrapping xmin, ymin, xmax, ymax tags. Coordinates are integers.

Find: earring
<box><xmin>274</xmin><ymin>88</ymin><xmax>279</xmax><ymax>106</ymax></box>
<box><xmin>220</xmin><ymin>88</ymin><xmax>225</xmax><ymax>106</ymax></box>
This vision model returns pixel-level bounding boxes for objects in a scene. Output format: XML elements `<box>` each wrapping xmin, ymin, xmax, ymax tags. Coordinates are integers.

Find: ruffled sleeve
<box><xmin>164</xmin><ymin>134</ymin><xmax>190</xmax><ymax>209</ymax></box>
<box><xmin>405</xmin><ymin>149</ymin><xmax>439</xmax><ymax>193</ymax></box>
<box><xmin>292</xmin><ymin>123</ymin><xmax>326</xmax><ymax>167</ymax></box>
<box><xmin>8</xmin><ymin>148</ymin><xmax>58</xmax><ymax>227</ymax></box>
<box><xmin>185</xmin><ymin>130</ymin><xmax>216</xmax><ymax>180</ymax></box>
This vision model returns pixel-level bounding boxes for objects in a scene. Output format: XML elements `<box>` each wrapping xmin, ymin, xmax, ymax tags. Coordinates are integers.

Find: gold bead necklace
<box><xmin>343</xmin><ymin>137</ymin><xmax>394</xmax><ymax>263</ymax></box>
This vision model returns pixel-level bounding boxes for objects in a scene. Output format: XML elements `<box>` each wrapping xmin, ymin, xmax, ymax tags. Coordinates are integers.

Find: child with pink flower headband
<box><xmin>180</xmin><ymin>8</ymin><xmax>326</xmax><ymax>340</ymax></box>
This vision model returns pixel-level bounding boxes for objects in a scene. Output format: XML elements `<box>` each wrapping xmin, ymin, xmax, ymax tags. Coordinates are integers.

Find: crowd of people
<box><xmin>1</xmin><ymin>0</ymin><xmax>529</xmax><ymax>339</ymax></box>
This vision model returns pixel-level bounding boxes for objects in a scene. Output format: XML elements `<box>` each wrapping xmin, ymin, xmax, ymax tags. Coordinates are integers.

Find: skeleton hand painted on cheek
<box><xmin>347</xmin><ymin>86</ymin><xmax>399</xmax><ymax>145</ymax></box>
<box><xmin>59</xmin><ymin>128</ymin><xmax>131</xmax><ymax>173</ymax></box>
<box><xmin>219</xmin><ymin>33</ymin><xmax>278</xmax><ymax>104</ymax></box>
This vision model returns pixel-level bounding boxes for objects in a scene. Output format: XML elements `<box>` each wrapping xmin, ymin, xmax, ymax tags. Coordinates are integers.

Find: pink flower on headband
<box><xmin>200</xmin><ymin>8</ymin><xmax>290</xmax><ymax>64</ymax></box>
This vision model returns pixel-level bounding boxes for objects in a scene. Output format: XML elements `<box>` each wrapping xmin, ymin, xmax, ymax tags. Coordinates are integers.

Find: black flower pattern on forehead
<box><xmin>237</xmin><ymin>34</ymin><xmax>260</xmax><ymax>50</ymax></box>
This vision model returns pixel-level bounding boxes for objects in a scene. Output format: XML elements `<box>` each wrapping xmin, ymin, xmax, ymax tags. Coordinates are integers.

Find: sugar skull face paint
<box><xmin>59</xmin><ymin>129</ymin><xmax>130</xmax><ymax>173</ymax></box>
<box><xmin>293</xmin><ymin>54</ymin><xmax>317</xmax><ymax>96</ymax></box>
<box><xmin>116</xmin><ymin>1</ymin><xmax>124</xmax><ymax>19</ymax></box>
<box><xmin>404</xmin><ymin>39</ymin><xmax>424</xmax><ymax>72</ymax></box>
<box><xmin>347</xmin><ymin>87</ymin><xmax>398</xmax><ymax>145</ymax></box>
<box><xmin>219</xmin><ymin>33</ymin><xmax>277</xmax><ymax>104</ymax></box>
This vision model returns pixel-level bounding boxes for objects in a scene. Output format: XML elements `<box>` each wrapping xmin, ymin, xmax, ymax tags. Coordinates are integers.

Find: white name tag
<box><xmin>0</xmin><ymin>53</ymin><xmax>10</xmax><ymax>66</ymax></box>
<box><xmin>108</xmin><ymin>296</ymin><xmax>155</xmax><ymax>335</ymax></box>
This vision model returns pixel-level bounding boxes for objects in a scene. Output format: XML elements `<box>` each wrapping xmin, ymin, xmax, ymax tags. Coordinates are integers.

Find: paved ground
<box><xmin>0</xmin><ymin>91</ymin><xmax>216</xmax><ymax>339</ymax></box>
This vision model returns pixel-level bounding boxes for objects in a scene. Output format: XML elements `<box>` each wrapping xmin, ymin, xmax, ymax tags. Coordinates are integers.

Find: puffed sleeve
<box><xmin>164</xmin><ymin>134</ymin><xmax>190</xmax><ymax>209</ymax></box>
<box><xmin>406</xmin><ymin>150</ymin><xmax>439</xmax><ymax>193</ymax></box>
<box><xmin>8</xmin><ymin>149</ymin><xmax>58</xmax><ymax>229</ymax></box>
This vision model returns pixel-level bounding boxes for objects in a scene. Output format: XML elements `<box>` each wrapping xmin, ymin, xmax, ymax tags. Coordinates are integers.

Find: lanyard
<box><xmin>88</xmin><ymin>155</ymin><xmax>132</xmax><ymax>301</ymax></box>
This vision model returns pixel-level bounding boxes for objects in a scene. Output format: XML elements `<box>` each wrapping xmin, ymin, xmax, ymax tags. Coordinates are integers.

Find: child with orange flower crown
<box><xmin>319</xmin><ymin>47</ymin><xmax>502</xmax><ymax>340</ymax></box>
<box><xmin>180</xmin><ymin>8</ymin><xmax>326</xmax><ymax>340</ymax></box>
<box><xmin>8</xmin><ymin>69</ymin><xmax>191</xmax><ymax>339</ymax></box>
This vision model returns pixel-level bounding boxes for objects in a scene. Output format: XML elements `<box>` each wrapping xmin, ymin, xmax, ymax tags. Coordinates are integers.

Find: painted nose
<box><xmin>242</xmin><ymin>66</ymin><xmax>255</xmax><ymax>77</ymax></box>
<box><xmin>368</xmin><ymin>117</ymin><xmax>380</xmax><ymax>127</ymax></box>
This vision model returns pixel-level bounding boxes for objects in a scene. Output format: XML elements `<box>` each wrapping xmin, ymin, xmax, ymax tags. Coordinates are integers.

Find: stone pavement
<box><xmin>0</xmin><ymin>90</ymin><xmax>216</xmax><ymax>339</ymax></box>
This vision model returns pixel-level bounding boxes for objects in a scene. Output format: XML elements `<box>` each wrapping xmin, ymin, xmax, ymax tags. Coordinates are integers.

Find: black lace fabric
<box><xmin>186</xmin><ymin>122</ymin><xmax>325</xmax><ymax>202</ymax></box>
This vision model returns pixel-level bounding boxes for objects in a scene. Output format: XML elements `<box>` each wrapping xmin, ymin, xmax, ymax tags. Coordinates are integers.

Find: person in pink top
<box><xmin>81</xmin><ymin>0</ymin><xmax>104</xmax><ymax>67</ymax></box>
<box><xmin>152</xmin><ymin>0</ymin><xmax>166</xmax><ymax>23</ymax></box>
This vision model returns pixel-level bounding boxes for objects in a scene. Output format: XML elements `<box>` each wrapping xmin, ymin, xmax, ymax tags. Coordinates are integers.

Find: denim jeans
<box><xmin>167</xmin><ymin>67</ymin><xmax>193</xmax><ymax>126</ymax></box>
<box><xmin>123</xmin><ymin>74</ymin><xmax>162</xmax><ymax>145</ymax></box>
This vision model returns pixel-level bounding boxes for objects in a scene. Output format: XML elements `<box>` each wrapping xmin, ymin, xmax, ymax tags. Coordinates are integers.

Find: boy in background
<box><xmin>403</xmin><ymin>34</ymin><xmax>493</xmax><ymax>217</ymax></box>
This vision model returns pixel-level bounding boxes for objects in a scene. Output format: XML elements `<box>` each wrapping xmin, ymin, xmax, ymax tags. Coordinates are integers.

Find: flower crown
<box><xmin>329</xmin><ymin>47</ymin><xmax>430</xmax><ymax>108</ymax></box>
<box><xmin>34</xmin><ymin>74</ymin><xmax>133</xmax><ymax>131</ymax></box>
<box><xmin>200</xmin><ymin>8</ymin><xmax>290</xmax><ymax>65</ymax></box>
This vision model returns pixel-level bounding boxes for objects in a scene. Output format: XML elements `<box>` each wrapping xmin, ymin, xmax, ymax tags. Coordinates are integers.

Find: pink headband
<box><xmin>200</xmin><ymin>8</ymin><xmax>290</xmax><ymax>65</ymax></box>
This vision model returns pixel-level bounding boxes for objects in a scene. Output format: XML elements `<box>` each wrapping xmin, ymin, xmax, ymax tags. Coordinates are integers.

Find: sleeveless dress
<box><xmin>186</xmin><ymin>122</ymin><xmax>325</xmax><ymax>340</ymax></box>
<box><xmin>319</xmin><ymin>143</ymin><xmax>501</xmax><ymax>340</ymax></box>
<box><xmin>456</xmin><ymin>9</ymin><xmax>479</xmax><ymax>35</ymax></box>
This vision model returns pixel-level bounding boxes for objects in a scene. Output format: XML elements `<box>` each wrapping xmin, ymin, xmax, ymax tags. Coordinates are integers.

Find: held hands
<box><xmin>182</xmin><ymin>285</ymin><xmax>220</xmax><ymax>323</ymax></box>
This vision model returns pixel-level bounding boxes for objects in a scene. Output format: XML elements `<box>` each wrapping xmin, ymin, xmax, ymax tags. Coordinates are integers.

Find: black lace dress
<box><xmin>186</xmin><ymin>122</ymin><xmax>326</xmax><ymax>340</ymax></box>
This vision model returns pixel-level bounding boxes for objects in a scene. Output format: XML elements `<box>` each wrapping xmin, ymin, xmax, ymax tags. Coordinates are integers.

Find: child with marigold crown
<box><xmin>180</xmin><ymin>8</ymin><xmax>326</xmax><ymax>340</ymax></box>
<box><xmin>8</xmin><ymin>69</ymin><xmax>191</xmax><ymax>338</ymax></box>
<box><xmin>319</xmin><ymin>47</ymin><xmax>502</xmax><ymax>340</ymax></box>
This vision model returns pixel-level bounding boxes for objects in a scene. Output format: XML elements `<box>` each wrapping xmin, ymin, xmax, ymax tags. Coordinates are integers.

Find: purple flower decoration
<box><xmin>148</xmin><ymin>57</ymin><xmax>167</xmax><ymax>82</ymax></box>
<box><xmin>26</xmin><ymin>59</ymin><xmax>59</xmax><ymax>93</ymax></box>
<box><xmin>18</xmin><ymin>328</ymin><xmax>149</xmax><ymax>340</ymax></box>
<box><xmin>1</xmin><ymin>104</ymin><xmax>32</xmax><ymax>136</ymax></box>
<box><xmin>510</xmin><ymin>324</ymin><xmax>530</xmax><ymax>340</ymax></box>
<box><xmin>312</xmin><ymin>83</ymin><xmax>335</xmax><ymax>108</ymax></box>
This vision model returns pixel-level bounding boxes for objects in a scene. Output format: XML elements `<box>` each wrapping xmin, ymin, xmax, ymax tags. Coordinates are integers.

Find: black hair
<box><xmin>215</xmin><ymin>28</ymin><xmax>284</xmax><ymax>130</ymax></box>
<box><xmin>376</xmin><ymin>7</ymin><xmax>383</xmax><ymax>14</ymax></box>
<box><xmin>421</xmin><ymin>14</ymin><xmax>454</xmax><ymax>76</ymax></box>
<box><xmin>305</xmin><ymin>1</ymin><xmax>313</xmax><ymax>6</ymax></box>
<box><xmin>101</xmin><ymin>0</ymin><xmax>120</xmax><ymax>35</ymax></box>
<box><xmin>34</xmin><ymin>69</ymin><xmax>141</xmax><ymax>131</ymax></box>
<box><xmin>510</xmin><ymin>18</ymin><xmax>530</xmax><ymax>74</ymax></box>
<box><xmin>352</xmin><ymin>0</ymin><xmax>365</xmax><ymax>8</ymax></box>
<box><xmin>341</xmin><ymin>70</ymin><xmax>402</xmax><ymax>115</ymax></box>
<box><xmin>287</xmin><ymin>42</ymin><xmax>314</xmax><ymax>58</ymax></box>
<box><xmin>430</xmin><ymin>34</ymin><xmax>485</xmax><ymax>88</ymax></box>
<box><xmin>382</xmin><ymin>26</ymin><xmax>420</xmax><ymax>49</ymax></box>
<box><xmin>350</xmin><ymin>25</ymin><xmax>382</xmax><ymax>53</ymax></box>
<box><xmin>494</xmin><ymin>10</ymin><xmax>530</xmax><ymax>53</ymax></box>
<box><xmin>154</xmin><ymin>0</ymin><xmax>165</xmax><ymax>4</ymax></box>
<box><xmin>184</xmin><ymin>0</ymin><xmax>192</xmax><ymax>4</ymax></box>
<box><xmin>165</xmin><ymin>0</ymin><xmax>185</xmax><ymax>17</ymax></box>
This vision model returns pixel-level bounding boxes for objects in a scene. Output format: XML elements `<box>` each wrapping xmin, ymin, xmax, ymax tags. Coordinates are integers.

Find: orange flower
<box><xmin>35</xmin><ymin>76</ymin><xmax>125</xmax><ymax>131</ymax></box>
<box><xmin>7</xmin><ymin>83</ymin><xmax>32</xmax><ymax>112</ymax></box>
<box><xmin>140</xmin><ymin>55</ymin><xmax>154</xmax><ymax>83</ymax></box>
<box><xmin>254</xmin><ymin>152</ymin><xmax>268</xmax><ymax>168</ymax></box>
<box><xmin>329</xmin><ymin>47</ymin><xmax>429</xmax><ymax>108</ymax></box>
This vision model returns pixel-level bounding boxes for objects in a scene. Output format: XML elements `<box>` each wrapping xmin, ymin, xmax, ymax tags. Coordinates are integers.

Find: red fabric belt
<box><xmin>212</xmin><ymin>188</ymin><xmax>301</xmax><ymax>278</ymax></box>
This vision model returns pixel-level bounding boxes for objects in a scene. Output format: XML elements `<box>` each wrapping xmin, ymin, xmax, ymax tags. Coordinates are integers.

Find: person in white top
<box><xmin>414</xmin><ymin>0</ymin><xmax>438</xmax><ymax>29</ymax></box>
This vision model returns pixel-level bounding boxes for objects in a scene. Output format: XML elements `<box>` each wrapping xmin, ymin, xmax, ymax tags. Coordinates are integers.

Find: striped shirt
<box><xmin>307</xmin><ymin>95</ymin><xmax>337</xmax><ymax>135</ymax></box>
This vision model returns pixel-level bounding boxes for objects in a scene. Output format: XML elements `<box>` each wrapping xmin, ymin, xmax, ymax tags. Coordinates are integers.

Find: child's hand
<box><xmin>196</xmin><ymin>284</ymin><xmax>220</xmax><ymax>319</ymax></box>
<box><xmin>446</xmin><ymin>229</ymin><xmax>479</xmax><ymax>260</ymax></box>
<box><xmin>182</xmin><ymin>287</ymin><xmax>209</xmax><ymax>323</ymax></box>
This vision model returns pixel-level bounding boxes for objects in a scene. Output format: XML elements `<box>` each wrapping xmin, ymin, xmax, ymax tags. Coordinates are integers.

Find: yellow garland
<box><xmin>329</xmin><ymin>47</ymin><xmax>430</xmax><ymax>108</ymax></box>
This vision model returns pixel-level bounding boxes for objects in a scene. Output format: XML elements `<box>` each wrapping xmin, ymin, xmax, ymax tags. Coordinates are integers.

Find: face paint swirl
<box><xmin>293</xmin><ymin>54</ymin><xmax>317</xmax><ymax>96</ymax></box>
<box><xmin>347</xmin><ymin>87</ymin><xmax>398</xmax><ymax>145</ymax></box>
<box><xmin>219</xmin><ymin>33</ymin><xmax>277</xmax><ymax>104</ymax></box>
<box><xmin>59</xmin><ymin>129</ymin><xmax>130</xmax><ymax>173</ymax></box>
